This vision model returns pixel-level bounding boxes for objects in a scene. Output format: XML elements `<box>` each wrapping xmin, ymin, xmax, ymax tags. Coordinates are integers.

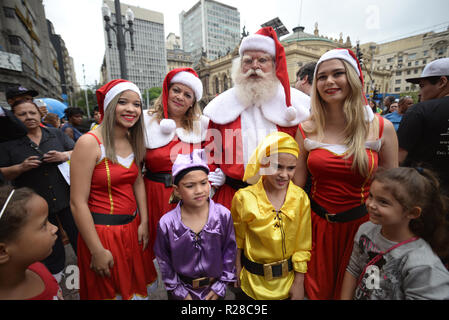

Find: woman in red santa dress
<box><xmin>70</xmin><ymin>79</ymin><xmax>156</xmax><ymax>299</ymax></box>
<box><xmin>293</xmin><ymin>49</ymin><xmax>398</xmax><ymax>300</ymax></box>
<box><xmin>143</xmin><ymin>68</ymin><xmax>208</xmax><ymax>262</ymax></box>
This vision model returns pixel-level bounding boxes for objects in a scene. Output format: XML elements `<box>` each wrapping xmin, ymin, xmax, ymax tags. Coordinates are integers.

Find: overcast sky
<box><xmin>42</xmin><ymin>0</ymin><xmax>449</xmax><ymax>87</ymax></box>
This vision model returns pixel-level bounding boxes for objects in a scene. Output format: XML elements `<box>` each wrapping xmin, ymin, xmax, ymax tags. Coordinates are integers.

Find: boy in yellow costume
<box><xmin>231</xmin><ymin>131</ymin><xmax>312</xmax><ymax>300</ymax></box>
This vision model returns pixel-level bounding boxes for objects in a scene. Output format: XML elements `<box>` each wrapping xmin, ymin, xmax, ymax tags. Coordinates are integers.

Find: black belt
<box><xmin>241</xmin><ymin>252</ymin><xmax>293</xmax><ymax>281</ymax></box>
<box><xmin>311</xmin><ymin>199</ymin><xmax>367</xmax><ymax>223</ymax></box>
<box><xmin>145</xmin><ymin>170</ymin><xmax>172</xmax><ymax>188</ymax></box>
<box><xmin>225</xmin><ymin>175</ymin><xmax>249</xmax><ymax>190</ymax></box>
<box><xmin>178</xmin><ymin>274</ymin><xmax>215</xmax><ymax>289</ymax></box>
<box><xmin>91</xmin><ymin>212</ymin><xmax>136</xmax><ymax>226</ymax></box>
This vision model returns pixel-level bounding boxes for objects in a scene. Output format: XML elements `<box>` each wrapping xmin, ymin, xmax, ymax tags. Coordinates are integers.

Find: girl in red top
<box><xmin>0</xmin><ymin>186</ymin><xmax>62</xmax><ymax>300</ymax></box>
<box><xmin>293</xmin><ymin>49</ymin><xmax>398</xmax><ymax>299</ymax></box>
<box><xmin>70</xmin><ymin>79</ymin><xmax>156</xmax><ymax>299</ymax></box>
<box><xmin>142</xmin><ymin>68</ymin><xmax>208</xmax><ymax>262</ymax></box>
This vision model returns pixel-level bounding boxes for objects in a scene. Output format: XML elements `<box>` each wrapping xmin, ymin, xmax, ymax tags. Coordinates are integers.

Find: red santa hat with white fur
<box><xmin>239</xmin><ymin>26</ymin><xmax>297</xmax><ymax>121</ymax></box>
<box><xmin>96</xmin><ymin>79</ymin><xmax>142</xmax><ymax>122</ymax></box>
<box><xmin>315</xmin><ymin>48</ymin><xmax>374</xmax><ymax>120</ymax></box>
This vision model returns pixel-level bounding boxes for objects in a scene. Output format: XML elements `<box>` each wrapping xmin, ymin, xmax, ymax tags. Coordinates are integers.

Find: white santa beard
<box><xmin>233</xmin><ymin>69</ymin><xmax>279</xmax><ymax>107</ymax></box>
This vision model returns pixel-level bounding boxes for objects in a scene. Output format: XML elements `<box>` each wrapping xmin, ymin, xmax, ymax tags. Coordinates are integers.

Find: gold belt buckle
<box><xmin>325</xmin><ymin>212</ymin><xmax>336</xmax><ymax>223</ymax></box>
<box><xmin>192</xmin><ymin>277</ymin><xmax>209</xmax><ymax>289</ymax></box>
<box><xmin>263</xmin><ymin>259</ymin><xmax>289</xmax><ymax>281</ymax></box>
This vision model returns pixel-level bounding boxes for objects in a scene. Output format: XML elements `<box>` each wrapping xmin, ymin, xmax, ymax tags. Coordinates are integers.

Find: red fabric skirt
<box><xmin>144</xmin><ymin>177</ymin><xmax>176</xmax><ymax>260</ymax></box>
<box><xmin>77</xmin><ymin>214</ymin><xmax>157</xmax><ymax>300</ymax></box>
<box><xmin>304</xmin><ymin>211</ymin><xmax>369</xmax><ymax>300</ymax></box>
<box><xmin>212</xmin><ymin>183</ymin><xmax>238</xmax><ymax>211</ymax></box>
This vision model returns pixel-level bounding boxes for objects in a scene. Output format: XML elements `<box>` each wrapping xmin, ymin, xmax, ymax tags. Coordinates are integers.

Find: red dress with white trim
<box><xmin>301</xmin><ymin>116</ymin><xmax>384</xmax><ymax>300</ymax></box>
<box><xmin>77</xmin><ymin>133</ymin><xmax>156</xmax><ymax>300</ymax></box>
<box><xmin>143</xmin><ymin>113</ymin><xmax>209</xmax><ymax>260</ymax></box>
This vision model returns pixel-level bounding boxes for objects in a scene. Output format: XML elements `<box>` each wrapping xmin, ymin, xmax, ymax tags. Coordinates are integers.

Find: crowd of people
<box><xmin>1</xmin><ymin>26</ymin><xmax>449</xmax><ymax>301</ymax></box>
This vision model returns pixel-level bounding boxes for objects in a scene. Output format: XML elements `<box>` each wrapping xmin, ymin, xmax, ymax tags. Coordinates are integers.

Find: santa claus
<box><xmin>204</xmin><ymin>27</ymin><xmax>310</xmax><ymax>209</ymax></box>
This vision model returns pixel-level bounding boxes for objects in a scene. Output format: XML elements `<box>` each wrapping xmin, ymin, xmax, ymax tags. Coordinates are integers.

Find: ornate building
<box><xmin>359</xmin><ymin>26</ymin><xmax>449</xmax><ymax>98</ymax></box>
<box><xmin>166</xmin><ymin>33</ymin><xmax>193</xmax><ymax>71</ymax></box>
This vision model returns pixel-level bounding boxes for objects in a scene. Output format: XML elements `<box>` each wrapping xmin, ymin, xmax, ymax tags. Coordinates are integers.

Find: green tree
<box><xmin>142</xmin><ymin>87</ymin><xmax>162</xmax><ymax>108</ymax></box>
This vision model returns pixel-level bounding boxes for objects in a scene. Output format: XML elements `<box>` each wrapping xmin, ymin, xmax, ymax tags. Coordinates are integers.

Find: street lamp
<box><xmin>102</xmin><ymin>1</ymin><xmax>135</xmax><ymax>79</ymax></box>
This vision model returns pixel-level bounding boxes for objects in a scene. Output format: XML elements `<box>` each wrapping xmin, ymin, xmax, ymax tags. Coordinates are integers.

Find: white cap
<box><xmin>406</xmin><ymin>57</ymin><xmax>449</xmax><ymax>84</ymax></box>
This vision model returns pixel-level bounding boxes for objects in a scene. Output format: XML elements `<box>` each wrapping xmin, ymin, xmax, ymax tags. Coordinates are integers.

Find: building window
<box><xmin>215</xmin><ymin>77</ymin><xmax>219</xmax><ymax>94</ymax></box>
<box><xmin>395</xmin><ymin>79</ymin><xmax>401</xmax><ymax>84</ymax></box>
<box><xmin>3</xmin><ymin>6</ymin><xmax>15</xmax><ymax>18</ymax></box>
<box><xmin>8</xmin><ymin>35</ymin><xmax>20</xmax><ymax>45</ymax></box>
<box><xmin>395</xmin><ymin>87</ymin><xmax>401</xmax><ymax>92</ymax></box>
<box><xmin>396</xmin><ymin>71</ymin><xmax>402</xmax><ymax>76</ymax></box>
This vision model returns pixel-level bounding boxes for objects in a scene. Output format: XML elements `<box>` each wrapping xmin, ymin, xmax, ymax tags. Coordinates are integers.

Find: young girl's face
<box><xmin>366</xmin><ymin>180</ymin><xmax>412</xmax><ymax>228</ymax></box>
<box><xmin>263</xmin><ymin>153</ymin><xmax>297</xmax><ymax>191</ymax></box>
<box><xmin>115</xmin><ymin>90</ymin><xmax>142</xmax><ymax>129</ymax></box>
<box><xmin>316</xmin><ymin>59</ymin><xmax>350</xmax><ymax>105</ymax></box>
<box><xmin>10</xmin><ymin>194</ymin><xmax>58</xmax><ymax>264</ymax></box>
<box><xmin>175</xmin><ymin>170</ymin><xmax>210</xmax><ymax>209</ymax></box>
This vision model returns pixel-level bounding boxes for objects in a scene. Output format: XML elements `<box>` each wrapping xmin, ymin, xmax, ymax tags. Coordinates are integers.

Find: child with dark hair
<box><xmin>154</xmin><ymin>149</ymin><xmax>236</xmax><ymax>300</ymax></box>
<box><xmin>0</xmin><ymin>186</ymin><xmax>62</xmax><ymax>300</ymax></box>
<box><xmin>341</xmin><ymin>167</ymin><xmax>449</xmax><ymax>300</ymax></box>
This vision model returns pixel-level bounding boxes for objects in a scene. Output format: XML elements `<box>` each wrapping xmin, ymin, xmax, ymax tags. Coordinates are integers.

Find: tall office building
<box><xmin>103</xmin><ymin>0</ymin><xmax>166</xmax><ymax>90</ymax></box>
<box><xmin>1</xmin><ymin>0</ymin><xmax>63</xmax><ymax>105</ymax></box>
<box><xmin>180</xmin><ymin>0</ymin><xmax>240</xmax><ymax>64</ymax></box>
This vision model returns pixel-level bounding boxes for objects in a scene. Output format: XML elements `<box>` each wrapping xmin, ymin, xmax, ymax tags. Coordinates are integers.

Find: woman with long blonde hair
<box><xmin>142</xmin><ymin>68</ymin><xmax>209</xmax><ymax>271</ymax></box>
<box><xmin>293</xmin><ymin>49</ymin><xmax>398</xmax><ymax>300</ymax></box>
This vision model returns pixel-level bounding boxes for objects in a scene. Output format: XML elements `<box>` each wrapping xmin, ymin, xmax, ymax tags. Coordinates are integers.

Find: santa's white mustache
<box><xmin>244</xmin><ymin>68</ymin><xmax>266</xmax><ymax>78</ymax></box>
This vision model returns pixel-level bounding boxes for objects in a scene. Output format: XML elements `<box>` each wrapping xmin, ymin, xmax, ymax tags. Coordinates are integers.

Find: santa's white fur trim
<box><xmin>203</xmin><ymin>84</ymin><xmax>310</xmax><ymax>127</ymax></box>
<box><xmin>285</xmin><ymin>107</ymin><xmax>297</xmax><ymax>122</ymax></box>
<box><xmin>144</xmin><ymin>113</ymin><xmax>209</xmax><ymax>149</ymax></box>
<box><xmin>239</xmin><ymin>34</ymin><xmax>276</xmax><ymax>56</ymax></box>
<box><xmin>364</xmin><ymin>104</ymin><xmax>374</xmax><ymax>122</ymax></box>
<box><xmin>160</xmin><ymin>118</ymin><xmax>176</xmax><ymax>134</ymax></box>
<box><xmin>171</xmin><ymin>72</ymin><xmax>203</xmax><ymax>101</ymax></box>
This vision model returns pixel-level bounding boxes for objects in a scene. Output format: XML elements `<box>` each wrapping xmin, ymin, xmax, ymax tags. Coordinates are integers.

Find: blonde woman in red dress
<box><xmin>293</xmin><ymin>49</ymin><xmax>398</xmax><ymax>299</ymax></box>
<box><xmin>70</xmin><ymin>79</ymin><xmax>156</xmax><ymax>299</ymax></box>
<box><xmin>142</xmin><ymin>68</ymin><xmax>208</xmax><ymax>263</ymax></box>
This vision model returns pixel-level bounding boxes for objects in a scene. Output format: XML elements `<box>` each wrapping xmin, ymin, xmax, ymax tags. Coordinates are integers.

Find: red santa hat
<box><xmin>239</xmin><ymin>26</ymin><xmax>296</xmax><ymax>121</ymax></box>
<box><xmin>159</xmin><ymin>67</ymin><xmax>203</xmax><ymax>134</ymax></box>
<box><xmin>96</xmin><ymin>79</ymin><xmax>142</xmax><ymax>122</ymax></box>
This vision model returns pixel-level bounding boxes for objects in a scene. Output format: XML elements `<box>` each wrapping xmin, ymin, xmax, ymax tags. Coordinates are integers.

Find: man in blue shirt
<box><xmin>383</xmin><ymin>97</ymin><xmax>414</xmax><ymax>131</ymax></box>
